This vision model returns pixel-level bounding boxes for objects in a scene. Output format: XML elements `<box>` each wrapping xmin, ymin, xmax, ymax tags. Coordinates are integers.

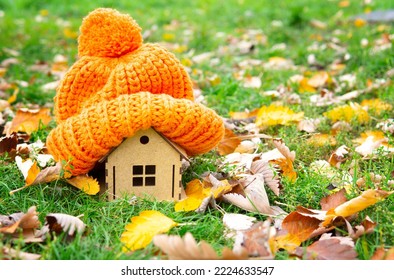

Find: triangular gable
<box><xmin>98</xmin><ymin>128</ymin><xmax>189</xmax><ymax>163</ymax></box>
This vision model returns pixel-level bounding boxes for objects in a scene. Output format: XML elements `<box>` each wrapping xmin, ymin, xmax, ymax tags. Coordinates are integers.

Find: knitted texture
<box><xmin>46</xmin><ymin>8</ymin><xmax>224</xmax><ymax>176</ymax></box>
<box><xmin>54</xmin><ymin>8</ymin><xmax>194</xmax><ymax>123</ymax></box>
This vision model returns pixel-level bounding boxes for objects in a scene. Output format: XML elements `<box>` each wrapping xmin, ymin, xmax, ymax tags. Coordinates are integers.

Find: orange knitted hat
<box><xmin>54</xmin><ymin>8</ymin><xmax>194</xmax><ymax>122</ymax></box>
<box><xmin>46</xmin><ymin>8</ymin><xmax>224</xmax><ymax>176</ymax></box>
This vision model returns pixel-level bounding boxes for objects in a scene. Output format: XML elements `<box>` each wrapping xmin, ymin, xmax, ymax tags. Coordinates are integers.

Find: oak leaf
<box><xmin>153</xmin><ymin>232</ymin><xmax>247</xmax><ymax>260</ymax></box>
<box><xmin>121</xmin><ymin>210</ymin><xmax>178</xmax><ymax>252</ymax></box>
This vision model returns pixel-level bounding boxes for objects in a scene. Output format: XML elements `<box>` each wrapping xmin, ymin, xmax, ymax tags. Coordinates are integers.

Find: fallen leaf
<box><xmin>66</xmin><ymin>174</ymin><xmax>100</xmax><ymax>195</ymax></box>
<box><xmin>307</xmin><ymin>71</ymin><xmax>330</xmax><ymax>88</ymax></box>
<box><xmin>153</xmin><ymin>232</ymin><xmax>247</xmax><ymax>260</ymax></box>
<box><xmin>217</xmin><ymin>128</ymin><xmax>242</xmax><ymax>155</ymax></box>
<box><xmin>307</xmin><ymin>133</ymin><xmax>337</xmax><ymax>147</ymax></box>
<box><xmin>361</xmin><ymin>98</ymin><xmax>392</xmax><ymax>116</ymax></box>
<box><xmin>323</xmin><ymin>189</ymin><xmax>393</xmax><ymax>226</ymax></box>
<box><xmin>328</xmin><ymin>145</ymin><xmax>349</xmax><ymax>168</ymax></box>
<box><xmin>250</xmin><ymin>160</ymin><xmax>280</xmax><ymax>195</ymax></box>
<box><xmin>38</xmin><ymin>213</ymin><xmax>86</xmax><ymax>239</ymax></box>
<box><xmin>297</xmin><ymin>118</ymin><xmax>321</xmax><ymax>133</ymax></box>
<box><xmin>8</xmin><ymin>108</ymin><xmax>52</xmax><ymax>135</ymax></box>
<box><xmin>239</xmin><ymin>220</ymin><xmax>276</xmax><ymax>259</ymax></box>
<box><xmin>270</xmin><ymin>139</ymin><xmax>297</xmax><ymax>182</ymax></box>
<box><xmin>324</xmin><ymin>103</ymin><xmax>369</xmax><ymax>124</ymax></box>
<box><xmin>0</xmin><ymin>132</ymin><xmax>17</xmax><ymax>155</ymax></box>
<box><xmin>121</xmin><ymin>210</ymin><xmax>178</xmax><ymax>252</ymax></box>
<box><xmin>255</xmin><ymin>104</ymin><xmax>304</xmax><ymax>128</ymax></box>
<box><xmin>222</xmin><ymin>213</ymin><xmax>256</xmax><ymax>231</ymax></box>
<box><xmin>320</xmin><ymin>188</ymin><xmax>348</xmax><ymax>211</ymax></box>
<box><xmin>371</xmin><ymin>247</ymin><xmax>394</xmax><ymax>260</ymax></box>
<box><xmin>293</xmin><ymin>234</ymin><xmax>357</xmax><ymax>260</ymax></box>
<box><xmin>2</xmin><ymin>246</ymin><xmax>41</xmax><ymax>260</ymax></box>
<box><xmin>175</xmin><ymin>177</ymin><xmax>232</xmax><ymax>212</ymax></box>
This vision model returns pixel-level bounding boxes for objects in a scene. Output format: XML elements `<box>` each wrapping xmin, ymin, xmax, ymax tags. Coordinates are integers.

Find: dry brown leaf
<box><xmin>320</xmin><ymin>188</ymin><xmax>348</xmax><ymax>211</ymax></box>
<box><xmin>38</xmin><ymin>213</ymin><xmax>86</xmax><ymax>239</ymax></box>
<box><xmin>250</xmin><ymin>160</ymin><xmax>280</xmax><ymax>195</ymax></box>
<box><xmin>293</xmin><ymin>234</ymin><xmax>357</xmax><ymax>260</ymax></box>
<box><xmin>0</xmin><ymin>132</ymin><xmax>17</xmax><ymax>155</ymax></box>
<box><xmin>240</xmin><ymin>220</ymin><xmax>276</xmax><ymax>259</ymax></box>
<box><xmin>222</xmin><ymin>174</ymin><xmax>273</xmax><ymax>214</ymax></box>
<box><xmin>153</xmin><ymin>232</ymin><xmax>247</xmax><ymax>260</ymax></box>
<box><xmin>0</xmin><ymin>206</ymin><xmax>40</xmax><ymax>234</ymax></box>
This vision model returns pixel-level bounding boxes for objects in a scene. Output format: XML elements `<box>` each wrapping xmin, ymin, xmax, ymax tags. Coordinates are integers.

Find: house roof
<box><xmin>98</xmin><ymin>128</ymin><xmax>189</xmax><ymax>163</ymax></box>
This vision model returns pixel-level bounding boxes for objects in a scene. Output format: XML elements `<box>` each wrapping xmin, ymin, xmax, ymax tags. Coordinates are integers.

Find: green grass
<box><xmin>1</xmin><ymin>0</ymin><xmax>394</xmax><ymax>260</ymax></box>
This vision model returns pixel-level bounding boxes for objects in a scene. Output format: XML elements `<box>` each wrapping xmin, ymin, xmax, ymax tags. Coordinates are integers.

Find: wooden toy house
<box><xmin>103</xmin><ymin>128</ymin><xmax>187</xmax><ymax>201</ymax></box>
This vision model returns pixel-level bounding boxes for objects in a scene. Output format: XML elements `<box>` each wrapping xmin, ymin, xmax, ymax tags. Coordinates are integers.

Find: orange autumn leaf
<box><xmin>25</xmin><ymin>161</ymin><xmax>40</xmax><ymax>186</ymax></box>
<box><xmin>354</xmin><ymin>18</ymin><xmax>367</xmax><ymax>27</ymax></box>
<box><xmin>229</xmin><ymin>108</ymin><xmax>258</xmax><ymax>120</ymax></box>
<box><xmin>323</xmin><ymin>189</ymin><xmax>393</xmax><ymax>226</ymax></box>
<box><xmin>217</xmin><ymin>128</ymin><xmax>242</xmax><ymax>155</ymax></box>
<box><xmin>270</xmin><ymin>139</ymin><xmax>297</xmax><ymax>182</ymax></box>
<box><xmin>9</xmin><ymin>108</ymin><xmax>52</xmax><ymax>134</ymax></box>
<box><xmin>66</xmin><ymin>175</ymin><xmax>100</xmax><ymax>195</ymax></box>
<box><xmin>255</xmin><ymin>104</ymin><xmax>303</xmax><ymax>128</ymax></box>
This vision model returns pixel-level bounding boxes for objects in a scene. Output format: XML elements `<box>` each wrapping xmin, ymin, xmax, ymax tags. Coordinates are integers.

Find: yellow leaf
<box><xmin>307</xmin><ymin>133</ymin><xmax>337</xmax><ymax>147</ymax></box>
<box><xmin>0</xmin><ymin>67</ymin><xmax>7</xmax><ymax>78</ymax></box>
<box><xmin>353</xmin><ymin>130</ymin><xmax>387</xmax><ymax>145</ymax></box>
<box><xmin>272</xmin><ymin>158</ymin><xmax>297</xmax><ymax>182</ymax></box>
<box><xmin>66</xmin><ymin>175</ymin><xmax>100</xmax><ymax>195</ymax></box>
<box><xmin>7</xmin><ymin>86</ymin><xmax>19</xmax><ymax>104</ymax></box>
<box><xmin>255</xmin><ymin>104</ymin><xmax>304</xmax><ymax>128</ymax></box>
<box><xmin>175</xmin><ymin>178</ymin><xmax>232</xmax><ymax>212</ymax></box>
<box><xmin>361</xmin><ymin>99</ymin><xmax>392</xmax><ymax>116</ymax></box>
<box><xmin>9</xmin><ymin>108</ymin><xmax>52</xmax><ymax>135</ymax></box>
<box><xmin>323</xmin><ymin>189</ymin><xmax>393</xmax><ymax>226</ymax></box>
<box><xmin>121</xmin><ymin>210</ymin><xmax>178</xmax><ymax>252</ymax></box>
<box><xmin>354</xmin><ymin>18</ymin><xmax>367</xmax><ymax>28</ymax></box>
<box><xmin>324</xmin><ymin>103</ymin><xmax>369</xmax><ymax>124</ymax></box>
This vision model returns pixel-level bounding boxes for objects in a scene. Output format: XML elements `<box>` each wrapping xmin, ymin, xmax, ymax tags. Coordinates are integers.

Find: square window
<box><xmin>145</xmin><ymin>165</ymin><xmax>156</xmax><ymax>175</ymax></box>
<box><xmin>132</xmin><ymin>177</ymin><xmax>143</xmax><ymax>187</ymax></box>
<box><xmin>145</xmin><ymin>177</ymin><xmax>156</xmax><ymax>186</ymax></box>
<box><xmin>133</xmin><ymin>165</ymin><xmax>143</xmax><ymax>175</ymax></box>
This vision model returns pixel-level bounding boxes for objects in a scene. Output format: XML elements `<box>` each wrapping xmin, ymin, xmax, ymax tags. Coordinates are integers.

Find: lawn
<box><xmin>0</xmin><ymin>0</ymin><xmax>393</xmax><ymax>260</ymax></box>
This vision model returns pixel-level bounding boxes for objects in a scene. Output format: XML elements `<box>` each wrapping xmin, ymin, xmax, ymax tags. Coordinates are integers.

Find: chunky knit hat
<box><xmin>46</xmin><ymin>8</ymin><xmax>224</xmax><ymax>176</ymax></box>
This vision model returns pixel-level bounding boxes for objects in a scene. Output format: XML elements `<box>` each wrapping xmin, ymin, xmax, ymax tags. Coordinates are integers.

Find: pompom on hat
<box><xmin>46</xmin><ymin>8</ymin><xmax>225</xmax><ymax>176</ymax></box>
